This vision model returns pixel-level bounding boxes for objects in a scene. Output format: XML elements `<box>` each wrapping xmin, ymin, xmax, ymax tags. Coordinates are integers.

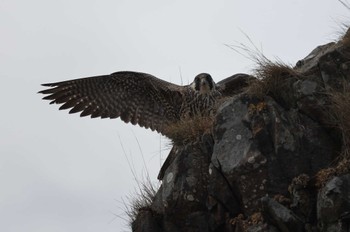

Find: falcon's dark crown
<box><xmin>191</xmin><ymin>73</ymin><xmax>215</xmax><ymax>94</ymax></box>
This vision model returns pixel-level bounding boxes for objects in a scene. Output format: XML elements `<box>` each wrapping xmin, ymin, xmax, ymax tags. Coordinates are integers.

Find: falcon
<box><xmin>39</xmin><ymin>71</ymin><xmax>252</xmax><ymax>142</ymax></box>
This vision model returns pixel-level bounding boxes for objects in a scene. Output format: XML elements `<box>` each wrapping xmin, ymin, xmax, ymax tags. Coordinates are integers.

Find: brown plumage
<box><xmin>39</xmin><ymin>71</ymin><xmax>253</xmax><ymax>140</ymax></box>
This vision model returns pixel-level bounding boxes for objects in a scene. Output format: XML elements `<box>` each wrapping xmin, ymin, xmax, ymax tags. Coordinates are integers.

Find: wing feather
<box><xmin>39</xmin><ymin>71</ymin><xmax>184</xmax><ymax>135</ymax></box>
<box><xmin>216</xmin><ymin>73</ymin><xmax>254</xmax><ymax>96</ymax></box>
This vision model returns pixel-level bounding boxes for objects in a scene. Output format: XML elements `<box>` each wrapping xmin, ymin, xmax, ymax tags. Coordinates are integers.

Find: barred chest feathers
<box><xmin>179</xmin><ymin>73</ymin><xmax>221</xmax><ymax>119</ymax></box>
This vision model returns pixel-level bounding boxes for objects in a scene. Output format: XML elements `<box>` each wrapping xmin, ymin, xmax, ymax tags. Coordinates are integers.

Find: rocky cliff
<box><xmin>131</xmin><ymin>28</ymin><xmax>350</xmax><ymax>232</ymax></box>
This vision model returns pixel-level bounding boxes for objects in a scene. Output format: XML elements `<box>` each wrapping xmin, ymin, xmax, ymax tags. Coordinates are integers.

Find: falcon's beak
<box><xmin>200</xmin><ymin>79</ymin><xmax>211</xmax><ymax>93</ymax></box>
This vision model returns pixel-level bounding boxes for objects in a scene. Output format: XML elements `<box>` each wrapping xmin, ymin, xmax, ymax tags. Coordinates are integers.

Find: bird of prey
<box><xmin>39</xmin><ymin>71</ymin><xmax>252</xmax><ymax>141</ymax></box>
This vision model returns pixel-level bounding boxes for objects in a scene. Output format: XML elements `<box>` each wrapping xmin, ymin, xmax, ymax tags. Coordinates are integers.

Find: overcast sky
<box><xmin>0</xmin><ymin>1</ymin><xmax>348</xmax><ymax>231</ymax></box>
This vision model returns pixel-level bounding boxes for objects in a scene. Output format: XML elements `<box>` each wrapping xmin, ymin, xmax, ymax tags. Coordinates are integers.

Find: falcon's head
<box><xmin>191</xmin><ymin>73</ymin><xmax>216</xmax><ymax>94</ymax></box>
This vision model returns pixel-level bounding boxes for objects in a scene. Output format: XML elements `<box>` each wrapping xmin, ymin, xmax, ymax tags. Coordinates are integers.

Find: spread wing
<box><xmin>39</xmin><ymin>71</ymin><xmax>184</xmax><ymax>135</ymax></box>
<box><xmin>216</xmin><ymin>73</ymin><xmax>254</xmax><ymax>96</ymax></box>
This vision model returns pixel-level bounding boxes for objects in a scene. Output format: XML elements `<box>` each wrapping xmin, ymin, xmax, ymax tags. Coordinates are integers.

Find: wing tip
<box><xmin>41</xmin><ymin>83</ymin><xmax>56</xmax><ymax>87</ymax></box>
<box><xmin>38</xmin><ymin>88</ymin><xmax>49</xmax><ymax>94</ymax></box>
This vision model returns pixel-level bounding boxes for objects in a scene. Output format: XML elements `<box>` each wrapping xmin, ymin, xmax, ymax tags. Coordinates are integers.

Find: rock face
<box><xmin>317</xmin><ymin>174</ymin><xmax>350</xmax><ymax>231</ymax></box>
<box><xmin>132</xmin><ymin>29</ymin><xmax>350</xmax><ymax>232</ymax></box>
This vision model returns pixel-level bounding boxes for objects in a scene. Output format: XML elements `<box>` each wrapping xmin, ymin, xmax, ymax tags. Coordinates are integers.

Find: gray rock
<box><xmin>295</xmin><ymin>42</ymin><xmax>335</xmax><ymax>72</ymax></box>
<box><xmin>211</xmin><ymin>94</ymin><xmax>335</xmax><ymax>216</ymax></box>
<box><xmin>294</xmin><ymin>41</ymin><xmax>350</xmax><ymax>126</ymax></box>
<box><xmin>211</xmin><ymin>96</ymin><xmax>269</xmax><ymax>215</ymax></box>
<box><xmin>150</xmin><ymin>135</ymin><xmax>213</xmax><ymax>231</ymax></box>
<box><xmin>261</xmin><ymin>197</ymin><xmax>303</xmax><ymax>232</ymax></box>
<box><xmin>317</xmin><ymin>174</ymin><xmax>350</xmax><ymax>231</ymax></box>
<box><xmin>132</xmin><ymin>209</ymin><xmax>161</xmax><ymax>232</ymax></box>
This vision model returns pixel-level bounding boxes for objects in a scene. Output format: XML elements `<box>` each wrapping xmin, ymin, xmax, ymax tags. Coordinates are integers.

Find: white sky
<box><xmin>0</xmin><ymin>0</ymin><xmax>348</xmax><ymax>231</ymax></box>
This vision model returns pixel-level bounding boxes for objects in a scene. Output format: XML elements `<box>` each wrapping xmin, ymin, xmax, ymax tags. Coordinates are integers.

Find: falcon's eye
<box><xmin>194</xmin><ymin>77</ymin><xmax>201</xmax><ymax>91</ymax></box>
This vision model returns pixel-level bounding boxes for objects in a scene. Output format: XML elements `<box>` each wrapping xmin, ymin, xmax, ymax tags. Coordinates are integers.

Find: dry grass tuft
<box><xmin>164</xmin><ymin>116</ymin><xmax>215</xmax><ymax>145</ymax></box>
<box><xmin>225</xmin><ymin>32</ymin><xmax>299</xmax><ymax>99</ymax></box>
<box><xmin>337</xmin><ymin>1</ymin><xmax>350</xmax><ymax>46</ymax></box>
<box><xmin>124</xmin><ymin>177</ymin><xmax>159</xmax><ymax>226</ymax></box>
<box><xmin>248</xmin><ymin>61</ymin><xmax>299</xmax><ymax>99</ymax></box>
<box><xmin>341</xmin><ymin>27</ymin><xmax>350</xmax><ymax>47</ymax></box>
<box><xmin>115</xmin><ymin>135</ymin><xmax>160</xmax><ymax>228</ymax></box>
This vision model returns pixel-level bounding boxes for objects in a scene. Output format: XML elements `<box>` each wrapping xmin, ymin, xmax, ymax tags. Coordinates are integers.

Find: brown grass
<box><xmin>164</xmin><ymin>116</ymin><xmax>215</xmax><ymax>145</ymax></box>
<box><xmin>247</xmin><ymin>60</ymin><xmax>300</xmax><ymax>99</ymax></box>
<box><xmin>115</xmin><ymin>135</ymin><xmax>160</xmax><ymax>227</ymax></box>
<box><xmin>341</xmin><ymin>27</ymin><xmax>350</xmax><ymax>47</ymax></box>
<box><xmin>337</xmin><ymin>1</ymin><xmax>350</xmax><ymax>46</ymax></box>
<box><xmin>124</xmin><ymin>177</ymin><xmax>159</xmax><ymax>226</ymax></box>
<box><xmin>225</xmin><ymin>32</ymin><xmax>300</xmax><ymax>100</ymax></box>
<box><xmin>315</xmin><ymin>81</ymin><xmax>350</xmax><ymax>187</ymax></box>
